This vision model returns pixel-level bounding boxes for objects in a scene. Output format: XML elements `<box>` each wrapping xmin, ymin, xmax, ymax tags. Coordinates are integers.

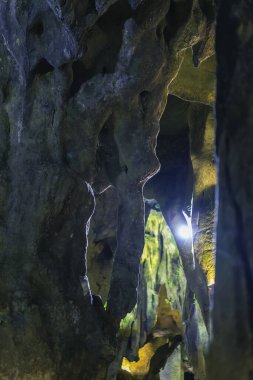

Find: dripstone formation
<box><xmin>0</xmin><ymin>0</ymin><xmax>252</xmax><ymax>379</ymax></box>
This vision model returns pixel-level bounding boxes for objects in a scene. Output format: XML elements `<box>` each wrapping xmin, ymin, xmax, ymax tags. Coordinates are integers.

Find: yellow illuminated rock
<box><xmin>169</xmin><ymin>49</ymin><xmax>216</xmax><ymax>105</ymax></box>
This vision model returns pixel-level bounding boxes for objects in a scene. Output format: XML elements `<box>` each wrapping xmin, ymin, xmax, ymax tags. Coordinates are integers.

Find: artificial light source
<box><xmin>177</xmin><ymin>224</ymin><xmax>192</xmax><ymax>239</ymax></box>
<box><xmin>177</xmin><ymin>211</ymin><xmax>193</xmax><ymax>240</ymax></box>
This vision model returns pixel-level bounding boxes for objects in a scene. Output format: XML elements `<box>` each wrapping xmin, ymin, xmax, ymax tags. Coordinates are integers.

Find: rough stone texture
<box><xmin>120</xmin><ymin>206</ymin><xmax>186</xmax><ymax>377</ymax></box>
<box><xmin>145</xmin><ymin>94</ymin><xmax>215</xmax><ymax>331</ymax></box>
<box><xmin>87</xmin><ymin>96</ymin><xmax>212</xmax><ymax>379</ymax></box>
<box><xmin>0</xmin><ymin>0</ymin><xmax>217</xmax><ymax>379</ymax></box>
<box><xmin>159</xmin><ymin>347</ymin><xmax>183</xmax><ymax>380</ymax></box>
<box><xmin>88</xmin><ymin>196</ymin><xmax>187</xmax><ymax>378</ymax></box>
<box><xmin>170</xmin><ymin>49</ymin><xmax>216</xmax><ymax>105</ymax></box>
<box><xmin>208</xmin><ymin>1</ymin><xmax>253</xmax><ymax>379</ymax></box>
<box><xmin>189</xmin><ymin>105</ymin><xmax>216</xmax><ymax>287</ymax></box>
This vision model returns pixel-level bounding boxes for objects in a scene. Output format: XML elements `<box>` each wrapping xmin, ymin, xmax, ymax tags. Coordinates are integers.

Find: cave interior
<box><xmin>0</xmin><ymin>0</ymin><xmax>253</xmax><ymax>379</ymax></box>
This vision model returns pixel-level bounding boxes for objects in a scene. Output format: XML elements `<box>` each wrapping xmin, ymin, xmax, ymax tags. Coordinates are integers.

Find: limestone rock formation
<box><xmin>208</xmin><ymin>1</ymin><xmax>253</xmax><ymax>379</ymax></box>
<box><xmin>3</xmin><ymin>0</ymin><xmax>247</xmax><ymax>379</ymax></box>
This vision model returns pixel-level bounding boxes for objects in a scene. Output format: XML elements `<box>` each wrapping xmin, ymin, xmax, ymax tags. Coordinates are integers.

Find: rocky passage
<box><xmin>0</xmin><ymin>0</ymin><xmax>215</xmax><ymax>379</ymax></box>
<box><xmin>1</xmin><ymin>0</ymin><xmax>252</xmax><ymax>379</ymax></box>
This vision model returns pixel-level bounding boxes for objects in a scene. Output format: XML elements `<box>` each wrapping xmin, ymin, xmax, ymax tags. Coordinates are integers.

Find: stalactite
<box><xmin>0</xmin><ymin>1</ymin><xmax>217</xmax><ymax>379</ymax></box>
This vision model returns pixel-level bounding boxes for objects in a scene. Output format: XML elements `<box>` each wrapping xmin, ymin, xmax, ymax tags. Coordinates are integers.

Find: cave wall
<box><xmin>1</xmin><ymin>0</ymin><xmax>252</xmax><ymax>378</ymax></box>
<box><xmin>208</xmin><ymin>1</ymin><xmax>253</xmax><ymax>379</ymax></box>
<box><xmin>0</xmin><ymin>0</ymin><xmax>218</xmax><ymax>379</ymax></box>
<box><xmin>87</xmin><ymin>93</ymin><xmax>214</xmax><ymax>380</ymax></box>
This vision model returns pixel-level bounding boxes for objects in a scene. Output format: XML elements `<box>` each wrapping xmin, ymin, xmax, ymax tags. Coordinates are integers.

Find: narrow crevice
<box><xmin>164</xmin><ymin>0</ymin><xmax>193</xmax><ymax>42</ymax></box>
<box><xmin>29</xmin><ymin>19</ymin><xmax>44</xmax><ymax>36</ymax></box>
<box><xmin>31</xmin><ymin>58</ymin><xmax>54</xmax><ymax>76</ymax></box>
<box><xmin>69</xmin><ymin>60</ymin><xmax>93</xmax><ymax>96</ymax></box>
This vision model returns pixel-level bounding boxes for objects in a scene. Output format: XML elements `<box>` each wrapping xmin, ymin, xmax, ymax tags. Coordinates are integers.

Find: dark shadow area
<box><xmin>69</xmin><ymin>61</ymin><xmax>93</xmax><ymax>96</ymax></box>
<box><xmin>185</xmin><ymin>372</ymin><xmax>195</xmax><ymax>379</ymax></box>
<box><xmin>32</xmin><ymin>58</ymin><xmax>54</xmax><ymax>75</ymax></box>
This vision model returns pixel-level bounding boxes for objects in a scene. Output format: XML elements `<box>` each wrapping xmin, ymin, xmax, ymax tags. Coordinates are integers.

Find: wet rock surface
<box><xmin>0</xmin><ymin>0</ymin><xmax>221</xmax><ymax>379</ymax></box>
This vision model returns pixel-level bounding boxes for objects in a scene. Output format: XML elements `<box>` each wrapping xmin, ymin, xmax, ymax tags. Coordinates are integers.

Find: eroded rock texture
<box><xmin>208</xmin><ymin>1</ymin><xmax>253</xmax><ymax>379</ymax></box>
<box><xmin>0</xmin><ymin>1</ymin><xmax>217</xmax><ymax>379</ymax></box>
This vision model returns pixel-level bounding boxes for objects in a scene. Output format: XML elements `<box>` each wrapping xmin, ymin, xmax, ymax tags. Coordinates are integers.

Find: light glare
<box><xmin>177</xmin><ymin>224</ymin><xmax>191</xmax><ymax>239</ymax></box>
